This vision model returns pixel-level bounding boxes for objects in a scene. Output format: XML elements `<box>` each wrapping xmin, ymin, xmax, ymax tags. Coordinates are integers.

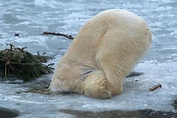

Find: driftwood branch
<box><xmin>42</xmin><ymin>32</ymin><xmax>74</xmax><ymax>40</ymax></box>
<box><xmin>149</xmin><ymin>84</ymin><xmax>162</xmax><ymax>91</ymax></box>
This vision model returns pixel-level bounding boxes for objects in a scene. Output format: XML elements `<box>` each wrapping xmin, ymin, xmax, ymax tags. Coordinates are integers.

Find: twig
<box><xmin>149</xmin><ymin>84</ymin><xmax>162</xmax><ymax>91</ymax></box>
<box><xmin>42</xmin><ymin>32</ymin><xmax>74</xmax><ymax>40</ymax></box>
<box><xmin>6</xmin><ymin>44</ymin><xmax>14</xmax><ymax>51</ymax></box>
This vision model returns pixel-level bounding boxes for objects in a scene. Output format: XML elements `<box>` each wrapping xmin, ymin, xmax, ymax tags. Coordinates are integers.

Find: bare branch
<box><xmin>149</xmin><ymin>84</ymin><xmax>162</xmax><ymax>91</ymax></box>
<box><xmin>42</xmin><ymin>32</ymin><xmax>74</xmax><ymax>40</ymax></box>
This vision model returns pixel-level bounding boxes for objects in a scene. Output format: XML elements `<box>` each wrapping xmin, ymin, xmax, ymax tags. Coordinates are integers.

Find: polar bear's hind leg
<box><xmin>81</xmin><ymin>70</ymin><xmax>112</xmax><ymax>99</ymax></box>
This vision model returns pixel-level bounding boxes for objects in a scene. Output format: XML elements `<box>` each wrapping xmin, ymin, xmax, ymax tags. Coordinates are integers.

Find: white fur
<box><xmin>49</xmin><ymin>9</ymin><xmax>152</xmax><ymax>99</ymax></box>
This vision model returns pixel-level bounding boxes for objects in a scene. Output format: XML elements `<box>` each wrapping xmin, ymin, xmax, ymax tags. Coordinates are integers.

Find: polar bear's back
<box><xmin>91</xmin><ymin>9</ymin><xmax>151</xmax><ymax>40</ymax></box>
<box><xmin>68</xmin><ymin>9</ymin><xmax>151</xmax><ymax>64</ymax></box>
<box><xmin>93</xmin><ymin>9</ymin><xmax>145</xmax><ymax>25</ymax></box>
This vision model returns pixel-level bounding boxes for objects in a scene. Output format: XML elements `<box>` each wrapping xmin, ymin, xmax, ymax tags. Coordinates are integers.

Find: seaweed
<box><xmin>0</xmin><ymin>44</ymin><xmax>54</xmax><ymax>81</ymax></box>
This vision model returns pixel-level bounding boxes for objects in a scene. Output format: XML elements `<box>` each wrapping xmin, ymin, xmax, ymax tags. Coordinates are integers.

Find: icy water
<box><xmin>0</xmin><ymin>0</ymin><xmax>177</xmax><ymax>118</ymax></box>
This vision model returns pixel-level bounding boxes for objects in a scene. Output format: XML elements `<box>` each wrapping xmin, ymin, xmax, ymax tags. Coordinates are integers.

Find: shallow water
<box><xmin>0</xmin><ymin>0</ymin><xmax>177</xmax><ymax>118</ymax></box>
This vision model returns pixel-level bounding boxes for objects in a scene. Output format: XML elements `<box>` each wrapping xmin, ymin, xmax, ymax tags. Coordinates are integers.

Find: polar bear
<box><xmin>49</xmin><ymin>9</ymin><xmax>152</xmax><ymax>99</ymax></box>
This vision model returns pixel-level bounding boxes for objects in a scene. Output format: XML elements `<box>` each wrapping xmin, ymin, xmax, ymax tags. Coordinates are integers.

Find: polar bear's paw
<box><xmin>83</xmin><ymin>84</ymin><xmax>112</xmax><ymax>99</ymax></box>
<box><xmin>81</xmin><ymin>70</ymin><xmax>112</xmax><ymax>99</ymax></box>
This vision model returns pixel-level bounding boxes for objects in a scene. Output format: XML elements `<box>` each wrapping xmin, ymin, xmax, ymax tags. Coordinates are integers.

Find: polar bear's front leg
<box><xmin>81</xmin><ymin>70</ymin><xmax>112</xmax><ymax>99</ymax></box>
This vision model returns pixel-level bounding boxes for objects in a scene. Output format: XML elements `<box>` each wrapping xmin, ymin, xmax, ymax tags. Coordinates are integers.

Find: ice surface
<box><xmin>0</xmin><ymin>61</ymin><xmax>176</xmax><ymax>117</ymax></box>
<box><xmin>0</xmin><ymin>0</ymin><xmax>177</xmax><ymax>117</ymax></box>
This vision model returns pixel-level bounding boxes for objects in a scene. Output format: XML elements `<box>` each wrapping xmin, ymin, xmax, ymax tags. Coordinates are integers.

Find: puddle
<box><xmin>0</xmin><ymin>107</ymin><xmax>19</xmax><ymax>118</ymax></box>
<box><xmin>59</xmin><ymin>109</ymin><xmax>177</xmax><ymax>118</ymax></box>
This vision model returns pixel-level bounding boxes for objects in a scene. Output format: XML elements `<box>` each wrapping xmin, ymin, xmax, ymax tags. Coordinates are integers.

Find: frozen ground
<box><xmin>0</xmin><ymin>0</ymin><xmax>177</xmax><ymax>118</ymax></box>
